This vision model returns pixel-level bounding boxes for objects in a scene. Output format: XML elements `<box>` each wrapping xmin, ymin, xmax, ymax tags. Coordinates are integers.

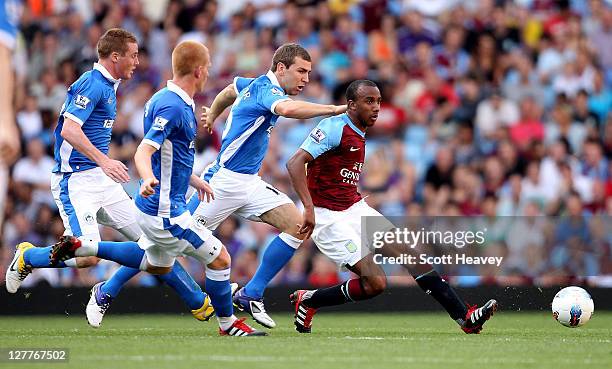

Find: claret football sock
<box><xmin>302</xmin><ymin>279</ymin><xmax>369</xmax><ymax>309</ymax></box>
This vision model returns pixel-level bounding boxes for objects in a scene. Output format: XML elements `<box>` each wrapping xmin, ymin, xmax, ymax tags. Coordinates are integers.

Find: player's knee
<box><xmin>279</xmin><ymin>232</ymin><xmax>303</xmax><ymax>248</ymax></box>
<box><xmin>146</xmin><ymin>265</ymin><xmax>172</xmax><ymax>275</ymax></box>
<box><xmin>363</xmin><ymin>276</ymin><xmax>387</xmax><ymax>297</ymax></box>
<box><xmin>76</xmin><ymin>256</ymin><xmax>100</xmax><ymax>268</ymax></box>
<box><xmin>208</xmin><ymin>247</ymin><xmax>231</xmax><ymax>269</ymax></box>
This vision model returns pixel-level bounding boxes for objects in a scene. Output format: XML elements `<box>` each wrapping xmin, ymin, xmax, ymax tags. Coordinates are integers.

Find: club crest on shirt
<box><xmin>344</xmin><ymin>241</ymin><xmax>358</xmax><ymax>253</ymax></box>
<box><xmin>309</xmin><ymin>128</ymin><xmax>326</xmax><ymax>144</ymax></box>
<box><xmin>270</xmin><ymin>87</ymin><xmax>284</xmax><ymax>96</ymax></box>
<box><xmin>152</xmin><ymin>116</ymin><xmax>169</xmax><ymax>131</ymax></box>
<box><xmin>194</xmin><ymin>215</ymin><xmax>207</xmax><ymax>229</ymax></box>
<box><xmin>83</xmin><ymin>212</ymin><xmax>96</xmax><ymax>225</ymax></box>
<box><xmin>74</xmin><ymin>94</ymin><xmax>91</xmax><ymax>109</ymax></box>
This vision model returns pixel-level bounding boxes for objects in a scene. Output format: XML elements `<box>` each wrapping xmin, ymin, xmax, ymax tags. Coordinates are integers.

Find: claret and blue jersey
<box><xmin>300</xmin><ymin>113</ymin><xmax>366</xmax><ymax>211</ymax></box>
<box><xmin>203</xmin><ymin>70</ymin><xmax>291</xmax><ymax>181</ymax></box>
<box><xmin>53</xmin><ymin>63</ymin><xmax>119</xmax><ymax>173</ymax></box>
<box><xmin>135</xmin><ymin>81</ymin><xmax>198</xmax><ymax>218</ymax></box>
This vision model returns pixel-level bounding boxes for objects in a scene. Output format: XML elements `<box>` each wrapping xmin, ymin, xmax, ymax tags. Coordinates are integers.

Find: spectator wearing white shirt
<box><xmin>521</xmin><ymin>160</ymin><xmax>555</xmax><ymax>208</ymax></box>
<box><xmin>16</xmin><ymin>94</ymin><xmax>43</xmax><ymax>141</ymax></box>
<box><xmin>474</xmin><ymin>90</ymin><xmax>519</xmax><ymax>153</ymax></box>
<box><xmin>12</xmin><ymin>138</ymin><xmax>55</xmax><ymax>204</ymax></box>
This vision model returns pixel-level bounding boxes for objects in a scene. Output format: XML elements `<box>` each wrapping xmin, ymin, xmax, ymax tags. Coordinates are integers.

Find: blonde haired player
<box><xmin>49</xmin><ymin>41</ymin><xmax>265</xmax><ymax>336</ymax></box>
<box><xmin>6</xmin><ymin>30</ymin><xmax>216</xmax><ymax>330</ymax></box>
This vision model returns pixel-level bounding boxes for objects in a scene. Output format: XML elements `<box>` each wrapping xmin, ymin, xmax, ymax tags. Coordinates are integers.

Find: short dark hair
<box><xmin>346</xmin><ymin>80</ymin><xmax>378</xmax><ymax>101</ymax></box>
<box><xmin>97</xmin><ymin>28</ymin><xmax>138</xmax><ymax>58</ymax></box>
<box><xmin>271</xmin><ymin>43</ymin><xmax>311</xmax><ymax>72</ymax></box>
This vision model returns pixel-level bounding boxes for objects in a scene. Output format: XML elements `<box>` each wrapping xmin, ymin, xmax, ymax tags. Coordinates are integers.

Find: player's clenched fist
<box><xmin>140</xmin><ymin>177</ymin><xmax>159</xmax><ymax>198</ymax></box>
<box><xmin>201</xmin><ymin>106</ymin><xmax>214</xmax><ymax>133</ymax></box>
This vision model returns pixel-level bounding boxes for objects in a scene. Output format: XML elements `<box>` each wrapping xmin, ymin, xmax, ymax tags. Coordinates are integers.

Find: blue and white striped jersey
<box><xmin>202</xmin><ymin>70</ymin><xmax>291</xmax><ymax>181</ymax></box>
<box><xmin>135</xmin><ymin>81</ymin><xmax>198</xmax><ymax>218</ymax></box>
<box><xmin>0</xmin><ymin>0</ymin><xmax>21</xmax><ymax>49</ymax></box>
<box><xmin>53</xmin><ymin>63</ymin><xmax>119</xmax><ymax>173</ymax></box>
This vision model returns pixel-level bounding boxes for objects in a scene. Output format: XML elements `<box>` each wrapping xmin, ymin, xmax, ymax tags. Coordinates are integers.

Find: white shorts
<box><xmin>311</xmin><ymin>199</ymin><xmax>393</xmax><ymax>267</ymax></box>
<box><xmin>137</xmin><ymin>210</ymin><xmax>221</xmax><ymax>268</ymax></box>
<box><xmin>192</xmin><ymin>167</ymin><xmax>293</xmax><ymax>230</ymax></box>
<box><xmin>51</xmin><ymin>167</ymin><xmax>138</xmax><ymax>242</ymax></box>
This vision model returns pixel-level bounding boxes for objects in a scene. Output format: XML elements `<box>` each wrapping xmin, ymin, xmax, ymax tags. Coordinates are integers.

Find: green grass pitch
<box><xmin>0</xmin><ymin>312</ymin><xmax>610</xmax><ymax>369</ymax></box>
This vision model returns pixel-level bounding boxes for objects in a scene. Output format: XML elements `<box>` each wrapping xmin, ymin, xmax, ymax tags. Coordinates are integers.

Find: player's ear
<box><xmin>111</xmin><ymin>51</ymin><xmax>120</xmax><ymax>63</ymax></box>
<box><xmin>348</xmin><ymin>100</ymin><xmax>356</xmax><ymax>111</ymax></box>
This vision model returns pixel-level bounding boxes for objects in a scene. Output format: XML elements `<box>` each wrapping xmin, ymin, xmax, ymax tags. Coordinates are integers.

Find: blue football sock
<box><xmin>205</xmin><ymin>268</ymin><xmax>232</xmax><ymax>317</ymax></box>
<box><xmin>158</xmin><ymin>261</ymin><xmax>205</xmax><ymax>310</ymax></box>
<box><xmin>100</xmin><ymin>266</ymin><xmax>140</xmax><ymax>298</ymax></box>
<box><xmin>96</xmin><ymin>241</ymin><xmax>145</xmax><ymax>269</ymax></box>
<box><xmin>23</xmin><ymin>246</ymin><xmax>52</xmax><ymax>268</ymax></box>
<box><xmin>244</xmin><ymin>236</ymin><xmax>296</xmax><ymax>298</ymax></box>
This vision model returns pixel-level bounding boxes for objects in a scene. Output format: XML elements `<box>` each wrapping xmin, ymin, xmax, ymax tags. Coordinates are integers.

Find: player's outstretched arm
<box><xmin>274</xmin><ymin>100</ymin><xmax>347</xmax><ymax>120</ymax></box>
<box><xmin>134</xmin><ymin>142</ymin><xmax>159</xmax><ymax>197</ymax></box>
<box><xmin>286</xmin><ymin>149</ymin><xmax>316</xmax><ymax>239</ymax></box>
<box><xmin>61</xmin><ymin>119</ymin><xmax>129</xmax><ymax>183</ymax></box>
<box><xmin>202</xmin><ymin>83</ymin><xmax>237</xmax><ymax>133</ymax></box>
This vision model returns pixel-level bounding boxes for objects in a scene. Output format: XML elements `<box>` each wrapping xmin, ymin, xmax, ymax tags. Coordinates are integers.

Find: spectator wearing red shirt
<box><xmin>510</xmin><ymin>98</ymin><xmax>545</xmax><ymax>152</ymax></box>
<box><xmin>414</xmin><ymin>68</ymin><xmax>459</xmax><ymax>123</ymax></box>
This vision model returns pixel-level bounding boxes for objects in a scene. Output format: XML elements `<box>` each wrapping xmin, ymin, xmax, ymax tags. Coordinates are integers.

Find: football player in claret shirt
<box><xmin>286</xmin><ymin>80</ymin><xmax>498</xmax><ymax>334</ymax></box>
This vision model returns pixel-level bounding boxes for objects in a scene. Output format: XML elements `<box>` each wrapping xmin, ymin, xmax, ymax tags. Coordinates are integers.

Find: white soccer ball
<box><xmin>551</xmin><ymin>286</ymin><xmax>594</xmax><ymax>327</ymax></box>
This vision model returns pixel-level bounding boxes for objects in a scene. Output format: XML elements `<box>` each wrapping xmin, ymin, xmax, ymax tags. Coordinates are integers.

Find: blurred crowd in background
<box><xmin>1</xmin><ymin>0</ymin><xmax>611</xmax><ymax>291</ymax></box>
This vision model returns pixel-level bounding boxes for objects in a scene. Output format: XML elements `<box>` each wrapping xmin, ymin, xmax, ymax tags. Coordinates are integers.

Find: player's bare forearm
<box><xmin>61</xmin><ymin>119</ymin><xmax>109</xmax><ymax>165</ymax></box>
<box><xmin>189</xmin><ymin>174</ymin><xmax>203</xmax><ymax>187</ymax></box>
<box><xmin>202</xmin><ymin>84</ymin><xmax>237</xmax><ymax>133</ymax></box>
<box><xmin>209</xmin><ymin>83</ymin><xmax>237</xmax><ymax>122</ymax></box>
<box><xmin>286</xmin><ymin>149</ymin><xmax>315</xmax><ymax>209</ymax></box>
<box><xmin>134</xmin><ymin>142</ymin><xmax>158</xmax><ymax>181</ymax></box>
<box><xmin>63</xmin><ymin>119</ymin><xmax>130</xmax><ymax>183</ymax></box>
<box><xmin>275</xmin><ymin>101</ymin><xmax>347</xmax><ymax>120</ymax></box>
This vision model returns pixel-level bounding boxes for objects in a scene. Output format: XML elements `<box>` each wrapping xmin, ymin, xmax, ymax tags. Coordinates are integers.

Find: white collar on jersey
<box><xmin>93</xmin><ymin>63</ymin><xmax>121</xmax><ymax>91</ymax></box>
<box><xmin>167</xmin><ymin>80</ymin><xmax>195</xmax><ymax>111</ymax></box>
<box><xmin>266</xmin><ymin>70</ymin><xmax>284</xmax><ymax>91</ymax></box>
